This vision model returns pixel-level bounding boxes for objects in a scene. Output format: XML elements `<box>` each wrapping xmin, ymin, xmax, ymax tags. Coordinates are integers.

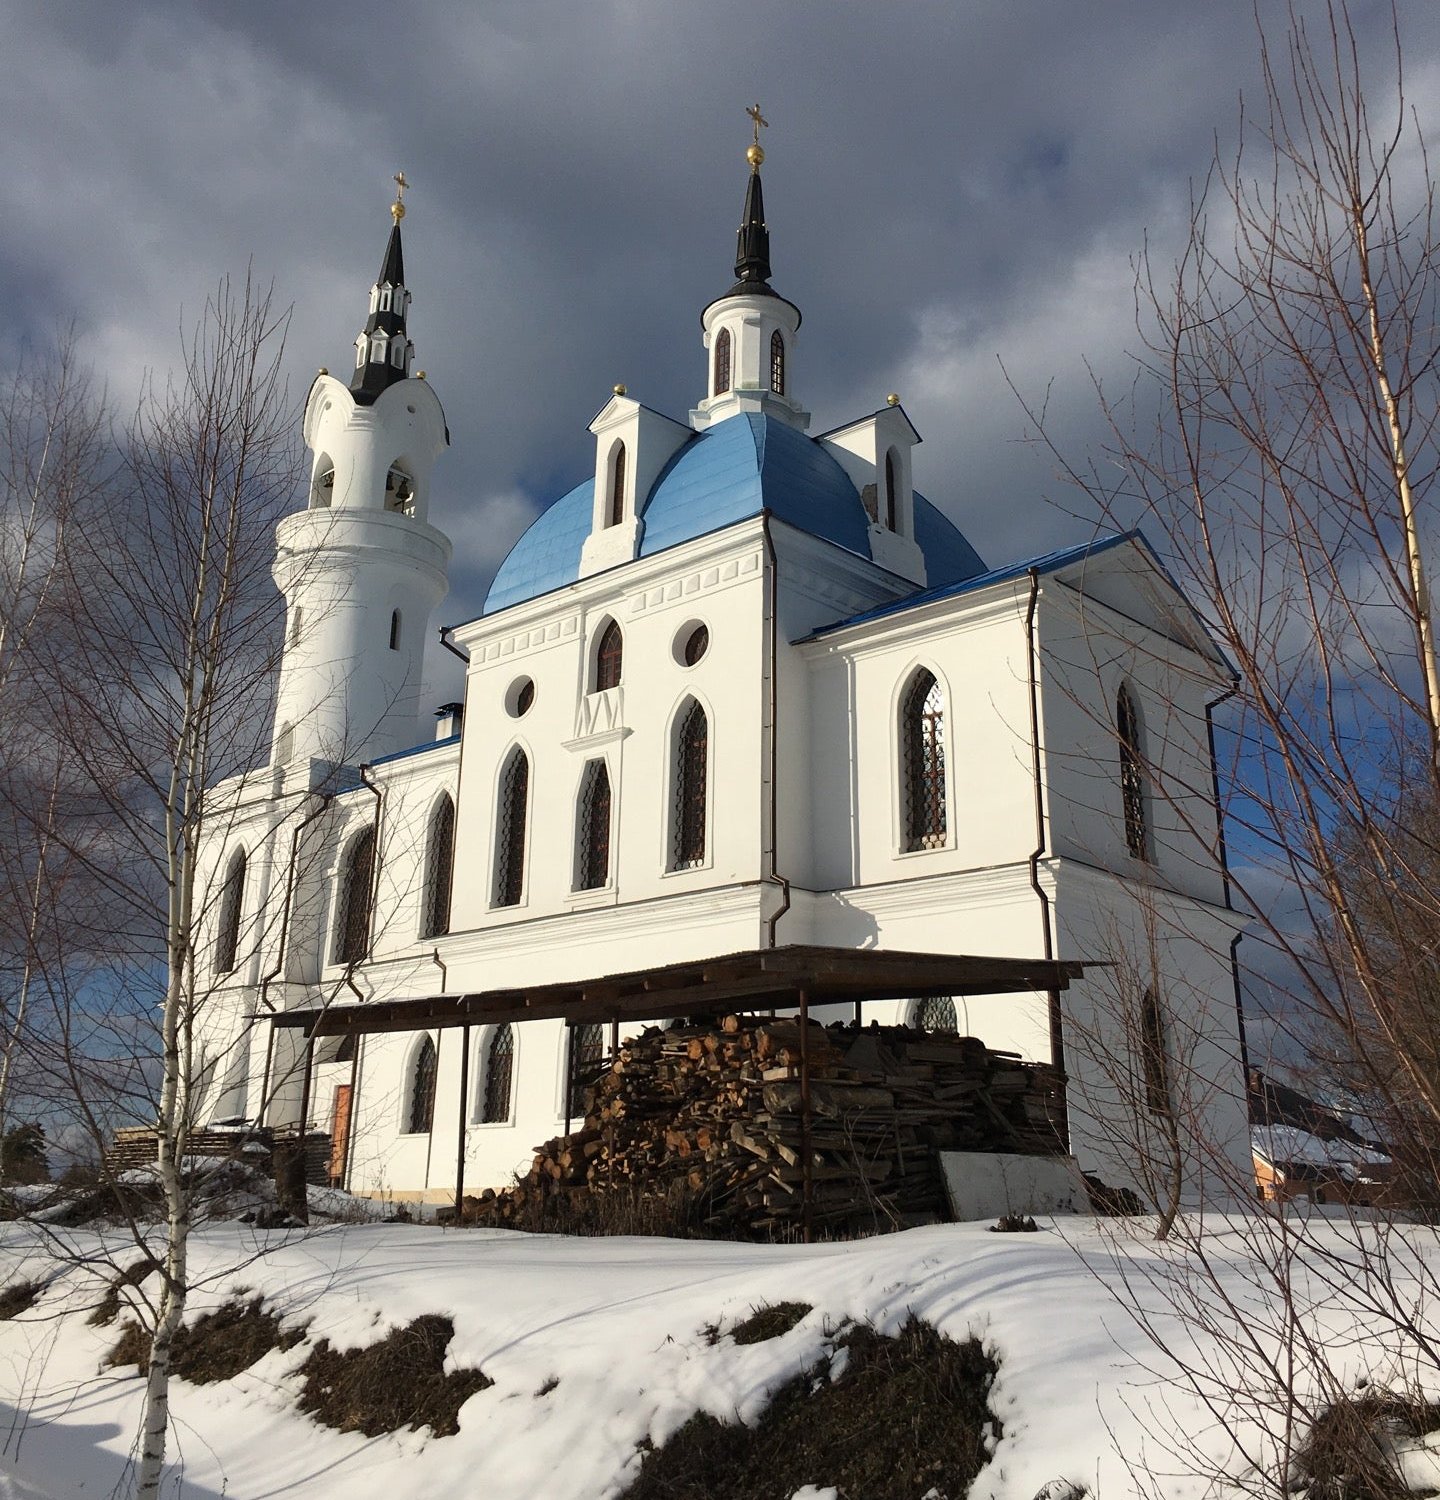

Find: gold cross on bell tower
<box><xmin>391</xmin><ymin>171</ymin><xmax>409</xmax><ymax>223</ymax></box>
<box><xmin>745</xmin><ymin>104</ymin><xmax>768</xmax><ymax>169</ymax></box>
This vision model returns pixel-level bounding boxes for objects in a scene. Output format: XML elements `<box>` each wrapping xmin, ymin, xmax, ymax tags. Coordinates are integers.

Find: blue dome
<box><xmin>482</xmin><ymin>413</ymin><xmax>985</xmax><ymax>614</ymax></box>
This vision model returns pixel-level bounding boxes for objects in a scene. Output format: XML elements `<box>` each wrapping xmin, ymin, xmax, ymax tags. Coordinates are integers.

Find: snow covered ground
<box><xmin>0</xmin><ymin>1212</ymin><xmax>1434</xmax><ymax>1499</ymax></box>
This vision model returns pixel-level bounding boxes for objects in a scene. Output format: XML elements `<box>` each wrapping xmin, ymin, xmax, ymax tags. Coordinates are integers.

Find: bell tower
<box><xmin>270</xmin><ymin>175</ymin><xmax>452</xmax><ymax>774</ymax></box>
<box><xmin>691</xmin><ymin>107</ymin><xmax>809</xmax><ymax>433</ymax></box>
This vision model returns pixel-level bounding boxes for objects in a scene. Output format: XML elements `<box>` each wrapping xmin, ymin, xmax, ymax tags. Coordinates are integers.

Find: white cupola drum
<box><xmin>268</xmin><ymin>175</ymin><xmax>453</xmax><ymax>774</ymax></box>
<box><xmin>691</xmin><ymin>108</ymin><xmax>810</xmax><ymax>433</ymax></box>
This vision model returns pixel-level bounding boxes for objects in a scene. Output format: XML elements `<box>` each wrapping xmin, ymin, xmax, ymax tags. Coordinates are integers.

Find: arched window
<box><xmin>493</xmin><ymin>749</ymin><xmax>529</xmax><ymax>907</ymax></box>
<box><xmin>770</xmin><ymin>329</ymin><xmax>785</xmax><ymax>395</ymax></box>
<box><xmin>214</xmin><ymin>849</ymin><xmax>246</xmax><ymax>976</ymax></box>
<box><xmin>1140</xmin><ymin>989</ymin><xmax>1170</xmax><ymax>1115</ymax></box>
<box><xmin>311</xmin><ymin>464</ymin><xmax>335</xmax><ymax>509</ymax></box>
<box><xmin>595</xmin><ymin>619</ymin><xmax>623</xmax><ymax>692</ymax></box>
<box><xmin>422</xmin><ymin>794</ymin><xmax>455</xmax><ymax>938</ymax></box>
<box><xmin>914</xmin><ymin>996</ymin><xmax>957</xmax><ymax>1033</ymax></box>
<box><xmin>576</xmin><ymin>760</ymin><xmax>612</xmax><ymax>891</ymax></box>
<box><xmin>568</xmin><ymin>1022</ymin><xmax>605</xmax><ymax>1117</ymax></box>
<box><xmin>389</xmin><ymin>610</ymin><xmax>401</xmax><ymax>650</ymax></box>
<box><xmin>407</xmin><ymin>1036</ymin><xmax>437</xmax><ymax>1134</ymax></box>
<box><xmin>335</xmin><ymin>826</ymin><xmax>376</xmax><ymax>964</ymax></box>
<box><xmin>884</xmin><ymin>450</ymin><xmax>898</xmax><ymax>531</ymax></box>
<box><xmin>1118</xmin><ymin>685</ymin><xmax>1150</xmax><ymax>862</ymax></box>
<box><xmin>673</xmin><ymin>699</ymin><xmax>708</xmax><ymax>869</ymax></box>
<box><xmin>713</xmin><ymin>327</ymin><xmax>732</xmax><ymax>396</ymax></box>
<box><xmin>482</xmin><ymin>1024</ymin><xmax>514</xmax><ymax>1123</ymax></box>
<box><xmin>901</xmin><ymin>669</ymin><xmax>947</xmax><ymax>851</ymax></box>
<box><xmin>390</xmin><ymin>337</ymin><xmax>406</xmax><ymax>368</ymax></box>
<box><xmin>608</xmin><ymin>442</ymin><xmax>627</xmax><ymax>528</ymax></box>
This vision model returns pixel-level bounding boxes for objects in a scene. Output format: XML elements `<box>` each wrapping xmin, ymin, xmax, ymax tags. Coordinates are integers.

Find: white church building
<box><xmin>194</xmin><ymin>138</ymin><xmax>1252</xmax><ymax>1207</ymax></box>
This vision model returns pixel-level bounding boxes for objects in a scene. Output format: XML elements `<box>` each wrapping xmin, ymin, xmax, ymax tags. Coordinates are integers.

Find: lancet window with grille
<box><xmin>568</xmin><ymin>1022</ymin><xmax>605</xmax><ymax>1117</ymax></box>
<box><xmin>482</xmin><ymin>1024</ymin><xmax>514</xmax><ymax>1123</ymax></box>
<box><xmin>673</xmin><ymin>700</ymin><xmax>708</xmax><ymax>868</ymax></box>
<box><xmin>576</xmin><ymin>760</ymin><xmax>612</xmax><ymax>890</ymax></box>
<box><xmin>335</xmin><ymin>827</ymin><xmax>376</xmax><ymax>963</ymax></box>
<box><xmin>494</xmin><ymin>751</ymin><xmax>529</xmax><ymax>908</ymax></box>
<box><xmin>595</xmin><ymin>620</ymin><xmax>623</xmax><ymax>692</ymax></box>
<box><xmin>770</xmin><ymin>329</ymin><xmax>785</xmax><ymax>395</ymax></box>
<box><xmin>915</xmin><ymin>995</ymin><xmax>958</xmax><ymax>1033</ymax></box>
<box><xmin>407</xmin><ymin>1036</ymin><xmax>436</xmax><ymax>1134</ymax></box>
<box><xmin>423</xmin><ymin>795</ymin><xmax>455</xmax><ymax>937</ymax></box>
<box><xmin>215</xmin><ymin>849</ymin><xmax>246</xmax><ymax>975</ymax></box>
<box><xmin>902</xmin><ymin>670</ymin><xmax>946</xmax><ymax>851</ymax></box>
<box><xmin>713</xmin><ymin>327</ymin><xmax>732</xmax><ymax>396</ymax></box>
<box><xmin>1118</xmin><ymin>685</ymin><xmax>1150</xmax><ymax>861</ymax></box>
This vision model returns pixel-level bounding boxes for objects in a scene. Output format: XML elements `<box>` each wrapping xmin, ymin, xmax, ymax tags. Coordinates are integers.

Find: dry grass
<box><xmin>0</xmin><ymin>1280</ymin><xmax>43</xmax><ymax>1320</ymax></box>
<box><xmin>622</xmin><ymin>1315</ymin><xmax>1000</xmax><ymax>1500</ymax></box>
<box><xmin>104</xmin><ymin>1297</ymin><xmax>302</xmax><ymax>1382</ymax></box>
<box><xmin>711</xmin><ymin>1302</ymin><xmax>813</xmax><ymax>1346</ymax></box>
<box><xmin>1295</xmin><ymin>1392</ymin><xmax>1440</xmax><ymax>1500</ymax></box>
<box><xmin>88</xmin><ymin>1257</ymin><xmax>156</xmax><ymax>1327</ymax></box>
<box><xmin>297</xmin><ymin>1314</ymin><xmax>491</xmax><ymax>1438</ymax></box>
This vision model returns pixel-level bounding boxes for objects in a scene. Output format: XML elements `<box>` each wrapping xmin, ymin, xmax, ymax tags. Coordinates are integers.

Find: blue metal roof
<box><xmin>808</xmin><ymin>532</ymin><xmax>1137</xmax><ymax>637</ymax></box>
<box><xmin>484</xmin><ymin>477</ymin><xmax>595</xmax><ymax>614</ymax></box>
<box><xmin>481</xmin><ymin>412</ymin><xmax>986</xmax><ymax>614</ymax></box>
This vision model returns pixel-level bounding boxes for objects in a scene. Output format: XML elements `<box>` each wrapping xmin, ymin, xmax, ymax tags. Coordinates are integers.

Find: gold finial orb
<box><xmin>318</xmin><ymin>366</ymin><xmax>329</xmax><ymax>376</ymax></box>
<box><xmin>746</xmin><ymin>143</ymin><xmax>765</xmax><ymax>168</ymax></box>
<box><xmin>391</xmin><ymin>170</ymin><xmax>409</xmax><ymax>223</ymax></box>
<box><xmin>613</xmin><ymin>383</ymin><xmax>627</xmax><ymax>396</ymax></box>
<box><xmin>886</xmin><ymin>392</ymin><xmax>901</xmax><ymax>407</ymax></box>
<box><xmin>417</xmin><ymin>370</ymin><xmax>427</xmax><ymax>380</ymax></box>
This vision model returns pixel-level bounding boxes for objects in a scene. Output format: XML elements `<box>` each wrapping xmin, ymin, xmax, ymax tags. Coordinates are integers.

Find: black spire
<box><xmin>733</xmin><ymin>164</ymin><xmax>771</xmax><ymax>287</ymax></box>
<box><xmin>350</xmin><ymin>176</ymin><xmax>414</xmax><ymax>406</ymax></box>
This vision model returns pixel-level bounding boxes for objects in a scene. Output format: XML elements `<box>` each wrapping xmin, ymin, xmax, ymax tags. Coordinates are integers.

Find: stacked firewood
<box><xmin>463</xmin><ymin>1017</ymin><xmax>1064</xmax><ymax>1238</ymax></box>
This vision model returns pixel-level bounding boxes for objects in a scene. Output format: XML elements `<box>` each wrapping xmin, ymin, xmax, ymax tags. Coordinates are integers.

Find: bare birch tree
<box><xmin>1019</xmin><ymin>1</ymin><xmax>1440</xmax><ymax>1487</ymax></box>
<box><xmin>7</xmin><ymin>275</ymin><xmax>300</xmax><ymax>1498</ymax></box>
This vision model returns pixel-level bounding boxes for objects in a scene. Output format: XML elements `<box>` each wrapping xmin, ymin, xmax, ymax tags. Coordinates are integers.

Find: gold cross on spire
<box><xmin>391</xmin><ymin>171</ymin><xmax>409</xmax><ymax>223</ymax></box>
<box><xmin>745</xmin><ymin>104</ymin><xmax>768</xmax><ymax>169</ymax></box>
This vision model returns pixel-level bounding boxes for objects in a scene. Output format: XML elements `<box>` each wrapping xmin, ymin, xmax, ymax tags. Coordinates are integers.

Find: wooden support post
<box><xmin>297</xmin><ymin>1029</ymin><xmax>315</xmax><ymax>1139</ymax></box>
<box><xmin>609</xmin><ymin>1018</ymin><xmax>619</xmax><ymax>1057</ymax></box>
<box><xmin>258</xmin><ymin>1024</ymin><xmax>277</xmax><ymax>1127</ymax></box>
<box><xmin>798</xmin><ymin>985</ymin><xmax>813</xmax><ymax>1245</ymax></box>
<box><xmin>455</xmin><ymin>1023</ymin><xmax>471</xmax><ymax>1219</ymax></box>
<box><xmin>853</xmin><ymin>998</ymin><xmax>862</xmax><ymax>1026</ymax></box>
<box><xmin>563</xmin><ymin>1020</ymin><xmax>576</xmax><ymax>1137</ymax></box>
<box><xmin>342</xmin><ymin>1035</ymin><xmax>361</xmax><ymax>1191</ymax></box>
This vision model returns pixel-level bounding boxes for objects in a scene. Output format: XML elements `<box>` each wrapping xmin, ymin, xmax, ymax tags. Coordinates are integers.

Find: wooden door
<box><xmin>328</xmin><ymin>1084</ymin><xmax>352</xmax><ymax>1186</ymax></box>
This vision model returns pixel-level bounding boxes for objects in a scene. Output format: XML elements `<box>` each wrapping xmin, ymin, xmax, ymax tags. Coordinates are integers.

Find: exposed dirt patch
<box><xmin>0</xmin><ymin>1280</ymin><xmax>43</xmax><ymax>1320</ymax></box>
<box><xmin>622</xmin><ymin>1316</ymin><xmax>1000</xmax><ymax>1500</ymax></box>
<box><xmin>105</xmin><ymin>1319</ymin><xmax>152</xmax><ymax>1372</ymax></box>
<box><xmin>297</xmin><ymin>1314</ymin><xmax>492</xmax><ymax>1438</ymax></box>
<box><xmin>717</xmin><ymin>1302</ymin><xmax>813</xmax><ymax>1346</ymax></box>
<box><xmin>1295</xmin><ymin>1391</ymin><xmax>1440</xmax><ymax>1500</ymax></box>
<box><xmin>88</xmin><ymin>1257</ymin><xmax>157</xmax><ymax>1327</ymax></box>
<box><xmin>105</xmin><ymin>1297</ymin><xmax>303</xmax><ymax>1382</ymax></box>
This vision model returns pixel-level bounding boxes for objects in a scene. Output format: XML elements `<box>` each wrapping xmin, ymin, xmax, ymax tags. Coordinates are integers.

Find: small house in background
<box><xmin>1248</xmin><ymin>1068</ymin><xmax>1394</xmax><ymax>1206</ymax></box>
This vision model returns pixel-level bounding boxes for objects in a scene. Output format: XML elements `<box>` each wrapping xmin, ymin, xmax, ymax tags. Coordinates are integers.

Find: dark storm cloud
<box><xmin>9</xmin><ymin>0</ymin><xmax>1440</xmax><ymax>648</ymax></box>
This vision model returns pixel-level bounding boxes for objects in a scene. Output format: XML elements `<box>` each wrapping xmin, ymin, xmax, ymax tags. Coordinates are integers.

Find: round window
<box><xmin>675</xmin><ymin>622</ymin><xmax>709</xmax><ymax>667</ymax></box>
<box><xmin>506</xmin><ymin>677</ymin><xmax>535</xmax><ymax>717</ymax></box>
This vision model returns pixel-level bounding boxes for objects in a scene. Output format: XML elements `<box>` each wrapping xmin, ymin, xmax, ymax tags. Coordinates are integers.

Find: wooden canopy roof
<box><xmin>270</xmin><ymin>945</ymin><xmax>1084</xmax><ymax>1038</ymax></box>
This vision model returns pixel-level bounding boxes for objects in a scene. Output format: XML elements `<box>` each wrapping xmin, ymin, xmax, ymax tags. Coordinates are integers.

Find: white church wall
<box><xmin>1036</xmin><ymin>578</ymin><xmax>1230</xmax><ymax>908</ymax></box>
<box><xmin>449</xmin><ymin>525</ymin><xmax>772</xmax><ymax>946</ymax></box>
<box><xmin>799</xmin><ymin>581</ymin><xmax>1039</xmax><ymax>892</ymax></box>
<box><xmin>1050</xmin><ymin>866</ymin><xmax>1251</xmax><ymax>1205</ymax></box>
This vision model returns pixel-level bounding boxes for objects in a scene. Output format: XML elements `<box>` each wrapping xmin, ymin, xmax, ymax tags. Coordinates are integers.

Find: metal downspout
<box><xmin>1206</xmin><ymin>683</ymin><xmax>1251</xmax><ymax>1078</ymax></box>
<box><xmin>761</xmin><ymin>516</ymin><xmax>791</xmax><ymax>949</ymax></box>
<box><xmin>1025</xmin><ymin>569</ymin><xmax>1066</xmax><ymax>1087</ymax></box>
